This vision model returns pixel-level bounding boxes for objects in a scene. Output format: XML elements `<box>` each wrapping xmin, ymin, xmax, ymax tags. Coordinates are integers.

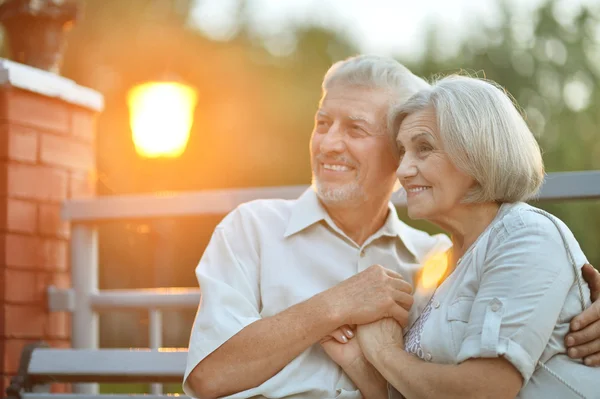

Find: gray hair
<box><xmin>321</xmin><ymin>55</ymin><xmax>430</xmax><ymax>136</ymax></box>
<box><xmin>393</xmin><ymin>75</ymin><xmax>544</xmax><ymax>203</ymax></box>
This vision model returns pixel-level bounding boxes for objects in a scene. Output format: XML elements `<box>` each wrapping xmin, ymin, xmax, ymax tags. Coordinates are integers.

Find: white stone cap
<box><xmin>0</xmin><ymin>58</ymin><xmax>104</xmax><ymax>112</ymax></box>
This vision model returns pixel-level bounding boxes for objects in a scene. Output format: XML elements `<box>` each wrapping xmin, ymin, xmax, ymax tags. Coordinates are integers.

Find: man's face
<box><xmin>310</xmin><ymin>85</ymin><xmax>399</xmax><ymax>205</ymax></box>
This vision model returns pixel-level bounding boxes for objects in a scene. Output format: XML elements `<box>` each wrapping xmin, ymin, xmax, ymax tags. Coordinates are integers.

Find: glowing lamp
<box><xmin>127</xmin><ymin>81</ymin><xmax>197</xmax><ymax>158</ymax></box>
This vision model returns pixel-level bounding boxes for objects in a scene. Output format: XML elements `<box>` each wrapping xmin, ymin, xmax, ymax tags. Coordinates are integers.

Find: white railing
<box><xmin>49</xmin><ymin>171</ymin><xmax>600</xmax><ymax>394</ymax></box>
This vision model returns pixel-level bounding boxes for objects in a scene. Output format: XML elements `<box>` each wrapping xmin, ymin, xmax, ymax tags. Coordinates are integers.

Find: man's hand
<box><xmin>566</xmin><ymin>263</ymin><xmax>600</xmax><ymax>366</ymax></box>
<box><xmin>357</xmin><ymin>318</ymin><xmax>404</xmax><ymax>364</ymax></box>
<box><xmin>323</xmin><ymin>264</ymin><xmax>414</xmax><ymax>328</ymax></box>
<box><xmin>320</xmin><ymin>325</ymin><xmax>363</xmax><ymax>369</ymax></box>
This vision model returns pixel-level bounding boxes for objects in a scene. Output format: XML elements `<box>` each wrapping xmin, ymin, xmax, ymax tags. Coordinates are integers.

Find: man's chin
<box><xmin>315</xmin><ymin>183</ymin><xmax>363</xmax><ymax>204</ymax></box>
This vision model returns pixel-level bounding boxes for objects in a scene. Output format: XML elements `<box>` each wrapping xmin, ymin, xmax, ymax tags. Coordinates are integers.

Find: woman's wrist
<box><xmin>366</xmin><ymin>342</ymin><xmax>406</xmax><ymax>368</ymax></box>
<box><xmin>343</xmin><ymin>355</ymin><xmax>389</xmax><ymax>399</ymax></box>
<box><xmin>343</xmin><ymin>353</ymin><xmax>370</xmax><ymax>373</ymax></box>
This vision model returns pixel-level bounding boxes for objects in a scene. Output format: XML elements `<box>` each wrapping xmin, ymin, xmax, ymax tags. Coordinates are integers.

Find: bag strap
<box><xmin>528</xmin><ymin>208</ymin><xmax>586</xmax><ymax>311</ymax></box>
<box><xmin>528</xmin><ymin>208</ymin><xmax>587</xmax><ymax>398</ymax></box>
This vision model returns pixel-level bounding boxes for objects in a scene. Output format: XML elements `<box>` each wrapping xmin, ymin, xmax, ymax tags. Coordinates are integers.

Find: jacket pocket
<box><xmin>447</xmin><ymin>297</ymin><xmax>474</xmax><ymax>355</ymax></box>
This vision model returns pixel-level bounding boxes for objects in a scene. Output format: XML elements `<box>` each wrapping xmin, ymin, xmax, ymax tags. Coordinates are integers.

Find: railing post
<box><xmin>149</xmin><ymin>309</ymin><xmax>163</xmax><ymax>394</ymax></box>
<box><xmin>71</xmin><ymin>224</ymin><xmax>99</xmax><ymax>394</ymax></box>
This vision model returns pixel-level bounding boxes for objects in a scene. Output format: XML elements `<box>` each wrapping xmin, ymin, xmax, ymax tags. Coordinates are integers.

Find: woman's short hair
<box><xmin>322</xmin><ymin>55</ymin><xmax>430</xmax><ymax>136</ymax></box>
<box><xmin>393</xmin><ymin>75</ymin><xmax>545</xmax><ymax>203</ymax></box>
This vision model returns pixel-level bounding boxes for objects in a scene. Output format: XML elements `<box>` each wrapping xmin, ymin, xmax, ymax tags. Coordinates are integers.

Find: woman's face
<box><xmin>395</xmin><ymin>107</ymin><xmax>475</xmax><ymax>222</ymax></box>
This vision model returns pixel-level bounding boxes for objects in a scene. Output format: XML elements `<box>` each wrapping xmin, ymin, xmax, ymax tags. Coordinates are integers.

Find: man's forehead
<box><xmin>321</xmin><ymin>85</ymin><xmax>390</xmax><ymax>104</ymax></box>
<box><xmin>316</xmin><ymin>109</ymin><xmax>374</xmax><ymax>124</ymax></box>
<box><xmin>319</xmin><ymin>90</ymin><xmax>389</xmax><ymax>118</ymax></box>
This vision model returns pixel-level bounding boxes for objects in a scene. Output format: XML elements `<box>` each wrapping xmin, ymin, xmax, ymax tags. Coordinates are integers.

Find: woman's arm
<box><xmin>344</xmin><ymin>356</ymin><xmax>390</xmax><ymax>399</ymax></box>
<box><xmin>358</xmin><ymin>319</ymin><xmax>520</xmax><ymax>399</ymax></box>
<box><xmin>321</xmin><ymin>328</ymin><xmax>388</xmax><ymax>399</ymax></box>
<box><xmin>369</xmin><ymin>346</ymin><xmax>521</xmax><ymax>399</ymax></box>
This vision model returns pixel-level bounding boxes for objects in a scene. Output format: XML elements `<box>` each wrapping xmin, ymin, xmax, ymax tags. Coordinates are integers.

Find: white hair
<box><xmin>393</xmin><ymin>75</ymin><xmax>545</xmax><ymax>203</ymax></box>
<box><xmin>321</xmin><ymin>55</ymin><xmax>430</xmax><ymax>137</ymax></box>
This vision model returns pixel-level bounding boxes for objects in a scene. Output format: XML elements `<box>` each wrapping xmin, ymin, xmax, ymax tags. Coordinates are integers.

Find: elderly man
<box><xmin>183</xmin><ymin>55</ymin><xmax>600</xmax><ymax>399</ymax></box>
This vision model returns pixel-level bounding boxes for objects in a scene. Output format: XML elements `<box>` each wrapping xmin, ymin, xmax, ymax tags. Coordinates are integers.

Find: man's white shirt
<box><xmin>184</xmin><ymin>189</ymin><xmax>450</xmax><ymax>398</ymax></box>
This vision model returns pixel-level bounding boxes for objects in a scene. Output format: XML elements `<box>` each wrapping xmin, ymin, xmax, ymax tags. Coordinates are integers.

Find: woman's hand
<box><xmin>357</xmin><ymin>318</ymin><xmax>404</xmax><ymax>364</ymax></box>
<box><xmin>320</xmin><ymin>325</ymin><xmax>364</xmax><ymax>369</ymax></box>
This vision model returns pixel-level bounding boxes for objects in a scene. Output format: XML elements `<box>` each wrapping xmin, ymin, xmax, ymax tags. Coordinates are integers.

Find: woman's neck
<box><xmin>434</xmin><ymin>202</ymin><xmax>501</xmax><ymax>264</ymax></box>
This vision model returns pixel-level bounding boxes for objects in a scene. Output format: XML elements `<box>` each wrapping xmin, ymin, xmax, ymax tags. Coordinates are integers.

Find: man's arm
<box><xmin>188</xmin><ymin>293</ymin><xmax>340</xmax><ymax>398</ymax></box>
<box><xmin>188</xmin><ymin>264</ymin><xmax>413</xmax><ymax>398</ymax></box>
<box><xmin>566</xmin><ymin>263</ymin><xmax>600</xmax><ymax>366</ymax></box>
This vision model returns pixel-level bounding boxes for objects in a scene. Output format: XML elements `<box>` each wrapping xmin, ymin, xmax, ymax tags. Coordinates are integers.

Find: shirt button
<box><xmin>491</xmin><ymin>303</ymin><xmax>501</xmax><ymax>312</ymax></box>
<box><xmin>425</xmin><ymin>353</ymin><xmax>432</xmax><ymax>361</ymax></box>
<box><xmin>359</xmin><ymin>250</ymin><xmax>366</xmax><ymax>258</ymax></box>
<box><xmin>433</xmin><ymin>301</ymin><xmax>440</xmax><ymax>309</ymax></box>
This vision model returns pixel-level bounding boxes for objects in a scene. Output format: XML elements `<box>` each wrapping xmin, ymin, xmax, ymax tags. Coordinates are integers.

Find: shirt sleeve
<box><xmin>183</xmin><ymin>210</ymin><xmax>261</xmax><ymax>397</ymax></box>
<box><xmin>455</xmin><ymin>212</ymin><xmax>580</xmax><ymax>384</ymax></box>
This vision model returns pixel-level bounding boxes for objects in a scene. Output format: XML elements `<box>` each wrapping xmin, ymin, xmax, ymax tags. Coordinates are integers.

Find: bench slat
<box><xmin>28</xmin><ymin>349</ymin><xmax>187</xmax><ymax>383</ymax></box>
<box><xmin>22</xmin><ymin>395</ymin><xmax>190</xmax><ymax>399</ymax></box>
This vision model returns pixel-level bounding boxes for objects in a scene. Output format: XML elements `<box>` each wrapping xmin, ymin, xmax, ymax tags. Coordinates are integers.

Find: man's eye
<box><xmin>418</xmin><ymin>144</ymin><xmax>433</xmax><ymax>152</ymax></box>
<box><xmin>315</xmin><ymin>120</ymin><xmax>329</xmax><ymax>130</ymax></box>
<box><xmin>349</xmin><ymin>125</ymin><xmax>367</xmax><ymax>136</ymax></box>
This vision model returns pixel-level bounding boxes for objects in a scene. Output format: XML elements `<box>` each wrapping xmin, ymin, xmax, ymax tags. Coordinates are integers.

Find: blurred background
<box><xmin>2</xmin><ymin>0</ymin><xmax>599</xmax><ymax>364</ymax></box>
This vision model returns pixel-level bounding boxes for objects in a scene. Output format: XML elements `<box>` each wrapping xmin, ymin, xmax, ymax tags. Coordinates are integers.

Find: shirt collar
<box><xmin>284</xmin><ymin>188</ymin><xmax>420</xmax><ymax>259</ymax></box>
<box><xmin>284</xmin><ymin>188</ymin><xmax>329</xmax><ymax>238</ymax></box>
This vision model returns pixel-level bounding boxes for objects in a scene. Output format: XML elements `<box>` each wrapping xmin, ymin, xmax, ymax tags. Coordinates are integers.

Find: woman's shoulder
<box><xmin>493</xmin><ymin>202</ymin><xmax>567</xmax><ymax>237</ymax></box>
<box><xmin>488</xmin><ymin>202</ymin><xmax>587</xmax><ymax>264</ymax></box>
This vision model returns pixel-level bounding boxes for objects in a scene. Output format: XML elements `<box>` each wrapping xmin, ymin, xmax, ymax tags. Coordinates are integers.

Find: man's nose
<box><xmin>320</xmin><ymin>123</ymin><xmax>346</xmax><ymax>154</ymax></box>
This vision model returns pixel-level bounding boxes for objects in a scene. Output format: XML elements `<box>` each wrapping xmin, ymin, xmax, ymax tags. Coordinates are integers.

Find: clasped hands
<box><xmin>319</xmin><ymin>264</ymin><xmax>411</xmax><ymax>369</ymax></box>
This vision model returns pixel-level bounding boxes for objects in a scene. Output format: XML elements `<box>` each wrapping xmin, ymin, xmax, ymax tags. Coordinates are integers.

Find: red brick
<box><xmin>1</xmin><ymin>235</ymin><xmax>67</xmax><ymax>271</ymax></box>
<box><xmin>45</xmin><ymin>312</ymin><xmax>70</xmax><ymax>339</ymax></box>
<box><xmin>39</xmin><ymin>203</ymin><xmax>69</xmax><ymax>238</ymax></box>
<box><xmin>48</xmin><ymin>271</ymin><xmax>70</xmax><ymax>289</ymax></box>
<box><xmin>46</xmin><ymin>339</ymin><xmax>70</xmax><ymax>349</ymax></box>
<box><xmin>3</xmin><ymin>339</ymin><xmax>36</xmax><ymax>374</ymax></box>
<box><xmin>2</xmin><ymin>377</ymin><xmax>10</xmax><ymax>398</ymax></box>
<box><xmin>0</xmin><ymin>198</ymin><xmax>37</xmax><ymax>234</ymax></box>
<box><xmin>3</xmin><ymin>89</ymin><xmax>70</xmax><ymax>135</ymax></box>
<box><xmin>3</xmin><ymin>234</ymin><xmax>40</xmax><ymax>268</ymax></box>
<box><xmin>69</xmin><ymin>170</ymin><xmax>96</xmax><ymax>198</ymax></box>
<box><xmin>4</xmin><ymin>269</ymin><xmax>41</xmax><ymax>304</ymax></box>
<box><xmin>0</xmin><ymin>124</ymin><xmax>38</xmax><ymax>163</ymax></box>
<box><xmin>3</xmin><ymin>305</ymin><xmax>46</xmax><ymax>338</ymax></box>
<box><xmin>71</xmin><ymin>108</ymin><xmax>96</xmax><ymax>143</ymax></box>
<box><xmin>40</xmin><ymin>239</ymin><xmax>68</xmax><ymax>272</ymax></box>
<box><xmin>40</xmin><ymin>133</ymin><xmax>94</xmax><ymax>170</ymax></box>
<box><xmin>2</xmin><ymin>163</ymin><xmax>68</xmax><ymax>202</ymax></box>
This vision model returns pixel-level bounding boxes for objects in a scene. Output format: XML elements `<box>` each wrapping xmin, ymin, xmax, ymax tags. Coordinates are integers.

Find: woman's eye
<box><xmin>418</xmin><ymin>144</ymin><xmax>433</xmax><ymax>153</ymax></box>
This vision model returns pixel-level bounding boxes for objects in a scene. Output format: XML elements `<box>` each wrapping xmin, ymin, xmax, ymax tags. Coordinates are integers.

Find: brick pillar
<box><xmin>0</xmin><ymin>59</ymin><xmax>103</xmax><ymax>393</ymax></box>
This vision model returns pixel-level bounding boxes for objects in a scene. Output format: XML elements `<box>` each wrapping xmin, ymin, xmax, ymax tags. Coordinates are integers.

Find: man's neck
<box><xmin>322</xmin><ymin>196</ymin><xmax>391</xmax><ymax>247</ymax></box>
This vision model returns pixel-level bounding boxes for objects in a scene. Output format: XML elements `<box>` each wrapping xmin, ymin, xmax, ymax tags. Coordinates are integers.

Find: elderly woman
<box><xmin>354</xmin><ymin>76</ymin><xmax>597</xmax><ymax>398</ymax></box>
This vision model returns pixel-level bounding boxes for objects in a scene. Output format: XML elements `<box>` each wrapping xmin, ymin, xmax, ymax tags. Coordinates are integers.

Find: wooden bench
<box><xmin>7</xmin><ymin>342</ymin><xmax>190</xmax><ymax>399</ymax></box>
